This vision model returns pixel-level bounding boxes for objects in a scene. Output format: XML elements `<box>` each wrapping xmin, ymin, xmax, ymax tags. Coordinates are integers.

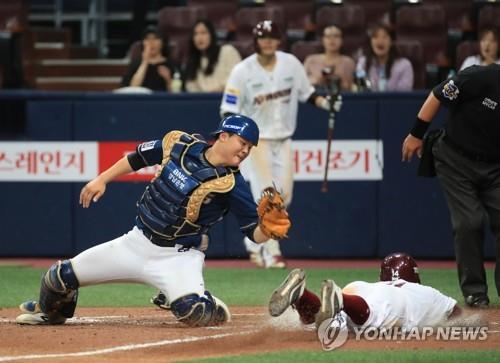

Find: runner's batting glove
<box><xmin>257</xmin><ymin>187</ymin><xmax>291</xmax><ymax>240</ymax></box>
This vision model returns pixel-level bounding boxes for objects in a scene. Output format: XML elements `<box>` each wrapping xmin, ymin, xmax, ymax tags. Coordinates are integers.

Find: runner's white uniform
<box><xmin>342</xmin><ymin>279</ymin><xmax>457</xmax><ymax>331</ymax></box>
<box><xmin>220</xmin><ymin>51</ymin><xmax>315</xmax><ymax>260</ymax></box>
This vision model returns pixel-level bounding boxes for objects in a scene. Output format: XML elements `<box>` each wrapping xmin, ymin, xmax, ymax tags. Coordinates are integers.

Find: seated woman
<box><xmin>303</xmin><ymin>24</ymin><xmax>355</xmax><ymax>92</ymax></box>
<box><xmin>356</xmin><ymin>24</ymin><xmax>414</xmax><ymax>91</ymax></box>
<box><xmin>184</xmin><ymin>19</ymin><xmax>241</xmax><ymax>93</ymax></box>
<box><xmin>460</xmin><ymin>28</ymin><xmax>500</xmax><ymax>71</ymax></box>
<box><xmin>121</xmin><ymin>26</ymin><xmax>178</xmax><ymax>92</ymax></box>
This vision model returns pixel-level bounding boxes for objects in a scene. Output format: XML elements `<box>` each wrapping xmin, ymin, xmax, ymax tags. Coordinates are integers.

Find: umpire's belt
<box><xmin>444</xmin><ymin>136</ymin><xmax>500</xmax><ymax>163</ymax></box>
<box><xmin>141</xmin><ymin>228</ymin><xmax>177</xmax><ymax>248</ymax></box>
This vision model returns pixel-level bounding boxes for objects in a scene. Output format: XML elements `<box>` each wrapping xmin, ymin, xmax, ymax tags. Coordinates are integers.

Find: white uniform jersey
<box><xmin>342</xmin><ymin>280</ymin><xmax>457</xmax><ymax>331</ymax></box>
<box><xmin>220</xmin><ymin>51</ymin><xmax>315</xmax><ymax>140</ymax></box>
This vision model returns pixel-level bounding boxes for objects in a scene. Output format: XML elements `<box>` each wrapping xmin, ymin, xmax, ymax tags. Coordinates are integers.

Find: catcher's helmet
<box><xmin>379</xmin><ymin>252</ymin><xmax>421</xmax><ymax>284</ymax></box>
<box><xmin>212</xmin><ymin>114</ymin><xmax>259</xmax><ymax>146</ymax></box>
<box><xmin>253</xmin><ymin>20</ymin><xmax>282</xmax><ymax>41</ymax></box>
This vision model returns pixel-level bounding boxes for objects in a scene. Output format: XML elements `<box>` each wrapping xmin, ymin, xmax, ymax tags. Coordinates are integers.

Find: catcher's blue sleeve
<box><xmin>229</xmin><ymin>172</ymin><xmax>259</xmax><ymax>241</ymax></box>
<box><xmin>127</xmin><ymin>140</ymin><xmax>163</xmax><ymax>170</ymax></box>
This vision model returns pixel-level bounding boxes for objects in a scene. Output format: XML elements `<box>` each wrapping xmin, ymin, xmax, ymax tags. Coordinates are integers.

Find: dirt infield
<box><xmin>0</xmin><ymin>306</ymin><xmax>499</xmax><ymax>363</ymax></box>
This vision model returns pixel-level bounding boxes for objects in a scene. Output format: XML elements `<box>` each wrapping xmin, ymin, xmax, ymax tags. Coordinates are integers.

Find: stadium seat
<box><xmin>158</xmin><ymin>6</ymin><xmax>207</xmax><ymax>63</ymax></box>
<box><xmin>234</xmin><ymin>6</ymin><xmax>286</xmax><ymax>42</ymax></box>
<box><xmin>0</xmin><ymin>0</ymin><xmax>27</xmax><ymax>30</ymax></box>
<box><xmin>432</xmin><ymin>0</ymin><xmax>473</xmax><ymax>32</ymax></box>
<box><xmin>395</xmin><ymin>5</ymin><xmax>447</xmax><ymax>64</ymax></box>
<box><xmin>455</xmin><ymin>40</ymin><xmax>479</xmax><ymax>71</ymax></box>
<box><xmin>187</xmin><ymin>0</ymin><xmax>238</xmax><ymax>39</ymax></box>
<box><xmin>315</xmin><ymin>5</ymin><xmax>366</xmax><ymax>57</ymax></box>
<box><xmin>395</xmin><ymin>40</ymin><xmax>425</xmax><ymax>89</ymax></box>
<box><xmin>290</xmin><ymin>40</ymin><xmax>322</xmax><ymax>63</ymax></box>
<box><xmin>266</xmin><ymin>0</ymin><xmax>315</xmax><ymax>39</ymax></box>
<box><xmin>347</xmin><ymin>0</ymin><xmax>391</xmax><ymax>28</ymax></box>
<box><xmin>478</xmin><ymin>5</ymin><xmax>500</xmax><ymax>32</ymax></box>
<box><xmin>226</xmin><ymin>39</ymin><xmax>254</xmax><ymax>59</ymax></box>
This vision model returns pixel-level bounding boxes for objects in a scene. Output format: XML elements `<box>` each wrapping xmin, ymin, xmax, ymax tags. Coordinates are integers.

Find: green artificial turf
<box><xmin>0</xmin><ymin>265</ymin><xmax>498</xmax><ymax>308</ymax></box>
<box><xmin>184</xmin><ymin>350</ymin><xmax>500</xmax><ymax>363</ymax></box>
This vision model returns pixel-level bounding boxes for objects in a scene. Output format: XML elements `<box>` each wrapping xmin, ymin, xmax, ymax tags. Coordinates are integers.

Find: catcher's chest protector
<box><xmin>137</xmin><ymin>132</ymin><xmax>236</xmax><ymax>239</ymax></box>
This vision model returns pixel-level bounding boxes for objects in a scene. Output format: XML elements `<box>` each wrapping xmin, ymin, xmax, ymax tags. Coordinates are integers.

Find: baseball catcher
<box><xmin>16</xmin><ymin>114</ymin><xmax>292</xmax><ymax>328</ymax></box>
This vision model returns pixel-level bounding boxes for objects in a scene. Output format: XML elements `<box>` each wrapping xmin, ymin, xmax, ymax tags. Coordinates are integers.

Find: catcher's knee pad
<box><xmin>39</xmin><ymin>260</ymin><xmax>80</xmax><ymax>319</ymax></box>
<box><xmin>170</xmin><ymin>292</ymin><xmax>218</xmax><ymax>327</ymax></box>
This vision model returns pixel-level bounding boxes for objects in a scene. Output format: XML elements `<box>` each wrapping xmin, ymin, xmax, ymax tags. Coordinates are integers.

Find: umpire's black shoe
<box><xmin>465</xmin><ymin>294</ymin><xmax>489</xmax><ymax>309</ymax></box>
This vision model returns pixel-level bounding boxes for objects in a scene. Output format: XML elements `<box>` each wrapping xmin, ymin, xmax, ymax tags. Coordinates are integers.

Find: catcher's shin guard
<box><xmin>212</xmin><ymin>295</ymin><xmax>231</xmax><ymax>325</ymax></box>
<box><xmin>170</xmin><ymin>291</ymin><xmax>230</xmax><ymax>327</ymax></box>
<box><xmin>39</xmin><ymin>260</ymin><xmax>80</xmax><ymax>322</ymax></box>
<box><xmin>171</xmin><ymin>293</ymin><xmax>216</xmax><ymax>327</ymax></box>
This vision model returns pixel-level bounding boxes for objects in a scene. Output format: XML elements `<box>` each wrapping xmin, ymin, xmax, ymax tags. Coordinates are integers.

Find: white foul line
<box><xmin>0</xmin><ymin>330</ymin><xmax>257</xmax><ymax>362</ymax></box>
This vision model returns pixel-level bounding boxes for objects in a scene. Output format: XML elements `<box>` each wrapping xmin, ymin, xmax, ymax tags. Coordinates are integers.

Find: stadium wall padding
<box><xmin>0</xmin><ymin>91</ymin><xmax>495</xmax><ymax>259</ymax></box>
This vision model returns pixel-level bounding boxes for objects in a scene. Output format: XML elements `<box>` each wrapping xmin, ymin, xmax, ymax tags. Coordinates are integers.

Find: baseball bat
<box><xmin>321</xmin><ymin>67</ymin><xmax>341</xmax><ymax>193</ymax></box>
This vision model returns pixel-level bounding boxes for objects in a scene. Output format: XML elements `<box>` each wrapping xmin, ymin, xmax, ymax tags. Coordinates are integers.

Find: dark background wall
<box><xmin>0</xmin><ymin>91</ymin><xmax>495</xmax><ymax>259</ymax></box>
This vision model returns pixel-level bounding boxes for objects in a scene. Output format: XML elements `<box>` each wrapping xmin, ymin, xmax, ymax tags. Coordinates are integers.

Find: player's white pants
<box><xmin>240</xmin><ymin>138</ymin><xmax>294</xmax><ymax>206</ymax></box>
<box><xmin>342</xmin><ymin>280</ymin><xmax>457</xmax><ymax>331</ymax></box>
<box><xmin>240</xmin><ymin>138</ymin><xmax>293</xmax><ymax>257</ymax></box>
<box><xmin>71</xmin><ymin>227</ymin><xmax>205</xmax><ymax>303</ymax></box>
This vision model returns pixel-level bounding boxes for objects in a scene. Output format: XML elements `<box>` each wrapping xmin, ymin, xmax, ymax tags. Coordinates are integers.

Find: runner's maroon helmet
<box><xmin>380</xmin><ymin>252</ymin><xmax>421</xmax><ymax>283</ymax></box>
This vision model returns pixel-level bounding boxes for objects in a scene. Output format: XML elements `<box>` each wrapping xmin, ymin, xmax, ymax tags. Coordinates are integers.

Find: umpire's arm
<box><xmin>402</xmin><ymin>92</ymin><xmax>441</xmax><ymax>162</ymax></box>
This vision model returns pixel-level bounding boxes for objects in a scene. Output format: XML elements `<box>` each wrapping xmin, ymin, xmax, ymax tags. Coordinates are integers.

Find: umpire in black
<box><xmin>402</xmin><ymin>64</ymin><xmax>500</xmax><ymax>308</ymax></box>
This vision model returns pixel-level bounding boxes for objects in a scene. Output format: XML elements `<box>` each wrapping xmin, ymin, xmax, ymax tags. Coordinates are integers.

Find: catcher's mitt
<box><xmin>257</xmin><ymin>187</ymin><xmax>291</xmax><ymax>239</ymax></box>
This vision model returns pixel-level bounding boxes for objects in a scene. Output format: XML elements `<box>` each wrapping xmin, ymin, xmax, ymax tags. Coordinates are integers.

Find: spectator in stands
<box><xmin>460</xmin><ymin>28</ymin><xmax>500</xmax><ymax>71</ymax></box>
<box><xmin>303</xmin><ymin>24</ymin><xmax>355</xmax><ymax>91</ymax></box>
<box><xmin>0</xmin><ymin>16</ymin><xmax>25</xmax><ymax>89</ymax></box>
<box><xmin>121</xmin><ymin>26</ymin><xmax>178</xmax><ymax>92</ymax></box>
<box><xmin>356</xmin><ymin>24</ymin><xmax>413</xmax><ymax>91</ymax></box>
<box><xmin>184</xmin><ymin>19</ymin><xmax>241</xmax><ymax>93</ymax></box>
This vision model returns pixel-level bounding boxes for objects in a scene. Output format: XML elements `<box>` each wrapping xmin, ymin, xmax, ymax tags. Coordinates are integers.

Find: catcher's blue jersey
<box><xmin>131</xmin><ymin>132</ymin><xmax>258</xmax><ymax>247</ymax></box>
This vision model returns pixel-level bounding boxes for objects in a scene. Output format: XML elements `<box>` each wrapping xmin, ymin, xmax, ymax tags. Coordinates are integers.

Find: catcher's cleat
<box><xmin>16</xmin><ymin>312</ymin><xmax>66</xmax><ymax>325</ymax></box>
<box><xmin>212</xmin><ymin>296</ymin><xmax>232</xmax><ymax>325</ymax></box>
<box><xmin>268</xmin><ymin>268</ymin><xmax>306</xmax><ymax>317</ymax></box>
<box><xmin>151</xmin><ymin>291</ymin><xmax>171</xmax><ymax>310</ymax></box>
<box><xmin>19</xmin><ymin>300</ymin><xmax>41</xmax><ymax>314</ymax></box>
<box><xmin>315</xmin><ymin>279</ymin><xmax>343</xmax><ymax>329</ymax></box>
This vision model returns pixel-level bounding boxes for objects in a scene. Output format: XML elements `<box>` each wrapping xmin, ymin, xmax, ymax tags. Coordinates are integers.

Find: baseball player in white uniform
<box><xmin>269</xmin><ymin>253</ymin><xmax>460</xmax><ymax>331</ymax></box>
<box><xmin>220</xmin><ymin>20</ymin><xmax>339</xmax><ymax>268</ymax></box>
<box><xmin>15</xmin><ymin>115</ymin><xmax>291</xmax><ymax>327</ymax></box>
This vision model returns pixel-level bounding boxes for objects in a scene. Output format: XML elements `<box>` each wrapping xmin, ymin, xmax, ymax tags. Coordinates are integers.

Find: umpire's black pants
<box><xmin>433</xmin><ymin>137</ymin><xmax>500</xmax><ymax>298</ymax></box>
